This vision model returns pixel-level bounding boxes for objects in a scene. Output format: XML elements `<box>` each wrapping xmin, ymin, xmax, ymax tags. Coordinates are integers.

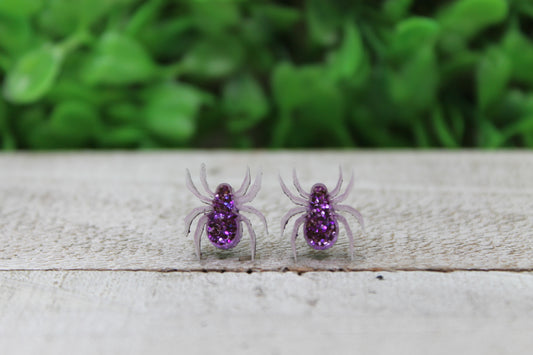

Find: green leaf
<box><xmin>327</xmin><ymin>21</ymin><xmax>366</xmax><ymax>82</ymax></box>
<box><xmin>48</xmin><ymin>101</ymin><xmax>101</xmax><ymax>148</ymax></box>
<box><xmin>143</xmin><ymin>82</ymin><xmax>209</xmax><ymax>144</ymax></box>
<box><xmin>476</xmin><ymin>47</ymin><xmax>511</xmax><ymax>110</ymax></box>
<box><xmin>47</xmin><ymin>79</ymin><xmax>100</xmax><ymax>106</ymax></box>
<box><xmin>3</xmin><ymin>44</ymin><xmax>63</xmax><ymax>103</ymax></box>
<box><xmin>383</xmin><ymin>0</ymin><xmax>413</xmax><ymax>21</ymax></box>
<box><xmin>271</xmin><ymin>63</ymin><xmax>313</xmax><ymax>113</ymax></box>
<box><xmin>125</xmin><ymin>0</ymin><xmax>164</xmax><ymax>36</ymax></box>
<box><xmin>513</xmin><ymin>0</ymin><xmax>533</xmax><ymax>18</ymax></box>
<box><xmin>306</xmin><ymin>0</ymin><xmax>341</xmax><ymax>46</ymax></box>
<box><xmin>441</xmin><ymin>50</ymin><xmax>479</xmax><ymax>79</ymax></box>
<box><xmin>0</xmin><ymin>99</ymin><xmax>15</xmax><ymax>150</ymax></box>
<box><xmin>273</xmin><ymin>64</ymin><xmax>341</xmax><ymax>122</ymax></box>
<box><xmin>14</xmin><ymin>106</ymin><xmax>44</xmax><ymax>148</ymax></box>
<box><xmin>271</xmin><ymin>63</ymin><xmax>351</xmax><ymax>147</ymax></box>
<box><xmin>503</xmin><ymin>28</ymin><xmax>533</xmax><ymax>87</ymax></box>
<box><xmin>0</xmin><ymin>99</ymin><xmax>5</xmax><ymax>126</ymax></box>
<box><xmin>449</xmin><ymin>108</ymin><xmax>465</xmax><ymax>141</ymax></box>
<box><xmin>502</xmin><ymin>116</ymin><xmax>533</xmax><ymax>141</ymax></box>
<box><xmin>350</xmin><ymin>103</ymin><xmax>409</xmax><ymax>147</ymax></box>
<box><xmin>181</xmin><ymin>36</ymin><xmax>244</xmax><ymax>79</ymax></box>
<box><xmin>0</xmin><ymin>0</ymin><xmax>42</xmax><ymax>17</ymax></box>
<box><xmin>251</xmin><ymin>4</ymin><xmax>301</xmax><ymax>29</ymax></box>
<box><xmin>83</xmin><ymin>32</ymin><xmax>156</xmax><ymax>85</ymax></box>
<box><xmin>478</xmin><ymin>120</ymin><xmax>505</xmax><ymax>148</ymax></box>
<box><xmin>0</xmin><ymin>15</ymin><xmax>33</xmax><ymax>55</ymax></box>
<box><xmin>223</xmin><ymin>75</ymin><xmax>268</xmax><ymax>132</ymax></box>
<box><xmin>97</xmin><ymin>127</ymin><xmax>144</xmax><ymax>148</ymax></box>
<box><xmin>189</xmin><ymin>1</ymin><xmax>240</xmax><ymax>33</ymax></box>
<box><xmin>414</xmin><ymin>122</ymin><xmax>431</xmax><ymax>148</ymax></box>
<box><xmin>389</xmin><ymin>46</ymin><xmax>439</xmax><ymax>113</ymax></box>
<box><xmin>432</xmin><ymin>108</ymin><xmax>458</xmax><ymax>147</ymax></box>
<box><xmin>38</xmin><ymin>0</ymin><xmax>136</xmax><ymax>36</ymax></box>
<box><xmin>270</xmin><ymin>111</ymin><xmax>291</xmax><ymax>148</ymax></box>
<box><xmin>438</xmin><ymin>0</ymin><xmax>508</xmax><ymax>39</ymax></box>
<box><xmin>298</xmin><ymin>80</ymin><xmax>344</xmax><ymax>126</ymax></box>
<box><xmin>1</xmin><ymin>130</ymin><xmax>16</xmax><ymax>150</ymax></box>
<box><xmin>136</xmin><ymin>18</ymin><xmax>193</xmax><ymax>59</ymax></box>
<box><xmin>105</xmin><ymin>101</ymin><xmax>142</xmax><ymax>125</ymax></box>
<box><xmin>390</xmin><ymin>17</ymin><xmax>440</xmax><ymax>59</ymax></box>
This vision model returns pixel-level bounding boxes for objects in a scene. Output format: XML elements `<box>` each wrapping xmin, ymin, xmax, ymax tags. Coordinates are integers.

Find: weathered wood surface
<box><xmin>1</xmin><ymin>151</ymin><xmax>533</xmax><ymax>271</ymax></box>
<box><xmin>1</xmin><ymin>152</ymin><xmax>533</xmax><ymax>354</ymax></box>
<box><xmin>0</xmin><ymin>270</ymin><xmax>532</xmax><ymax>355</ymax></box>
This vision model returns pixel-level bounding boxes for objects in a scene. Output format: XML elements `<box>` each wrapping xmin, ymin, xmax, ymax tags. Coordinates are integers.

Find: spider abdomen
<box><xmin>303</xmin><ymin>184</ymin><xmax>338</xmax><ymax>250</ymax></box>
<box><xmin>206</xmin><ymin>183</ymin><xmax>241</xmax><ymax>249</ymax></box>
<box><xmin>206</xmin><ymin>211</ymin><xmax>240</xmax><ymax>249</ymax></box>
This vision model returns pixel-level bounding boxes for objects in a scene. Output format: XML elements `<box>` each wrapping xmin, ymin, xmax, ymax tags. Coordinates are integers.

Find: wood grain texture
<box><xmin>1</xmin><ymin>151</ymin><xmax>533</xmax><ymax>271</ymax></box>
<box><xmin>0</xmin><ymin>270</ymin><xmax>532</xmax><ymax>355</ymax></box>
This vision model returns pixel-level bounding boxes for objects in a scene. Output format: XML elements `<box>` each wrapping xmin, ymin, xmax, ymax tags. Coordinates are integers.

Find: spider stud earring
<box><xmin>280</xmin><ymin>168</ymin><xmax>364</xmax><ymax>261</ymax></box>
<box><xmin>185</xmin><ymin>164</ymin><xmax>268</xmax><ymax>261</ymax></box>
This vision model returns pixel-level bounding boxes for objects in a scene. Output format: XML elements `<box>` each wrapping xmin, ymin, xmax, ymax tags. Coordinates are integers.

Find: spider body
<box><xmin>185</xmin><ymin>165</ymin><xmax>267</xmax><ymax>260</ymax></box>
<box><xmin>280</xmin><ymin>169</ymin><xmax>364</xmax><ymax>261</ymax></box>
<box><xmin>304</xmin><ymin>183</ymin><xmax>338</xmax><ymax>250</ymax></box>
<box><xmin>206</xmin><ymin>184</ymin><xmax>240</xmax><ymax>249</ymax></box>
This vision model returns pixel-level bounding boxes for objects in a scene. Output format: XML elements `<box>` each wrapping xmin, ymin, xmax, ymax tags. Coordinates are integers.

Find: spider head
<box><xmin>215</xmin><ymin>183</ymin><xmax>233</xmax><ymax>197</ymax></box>
<box><xmin>311</xmin><ymin>183</ymin><xmax>328</xmax><ymax>196</ymax></box>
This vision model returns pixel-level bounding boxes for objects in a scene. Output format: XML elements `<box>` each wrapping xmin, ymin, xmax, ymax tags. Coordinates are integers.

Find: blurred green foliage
<box><xmin>1</xmin><ymin>0</ymin><xmax>533</xmax><ymax>149</ymax></box>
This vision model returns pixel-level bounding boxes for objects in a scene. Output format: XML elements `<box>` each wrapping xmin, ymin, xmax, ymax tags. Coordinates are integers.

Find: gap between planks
<box><xmin>1</xmin><ymin>267</ymin><xmax>533</xmax><ymax>274</ymax></box>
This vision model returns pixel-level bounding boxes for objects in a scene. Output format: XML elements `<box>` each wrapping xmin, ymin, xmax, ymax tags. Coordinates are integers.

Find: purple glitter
<box><xmin>206</xmin><ymin>184</ymin><xmax>241</xmax><ymax>249</ymax></box>
<box><xmin>304</xmin><ymin>184</ymin><xmax>338</xmax><ymax>250</ymax></box>
<box><xmin>279</xmin><ymin>168</ymin><xmax>365</xmax><ymax>261</ymax></box>
<box><xmin>185</xmin><ymin>164</ymin><xmax>267</xmax><ymax>260</ymax></box>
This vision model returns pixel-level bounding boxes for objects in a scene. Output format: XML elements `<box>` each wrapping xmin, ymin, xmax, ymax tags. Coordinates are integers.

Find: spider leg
<box><xmin>235</xmin><ymin>166</ymin><xmax>251</xmax><ymax>197</ymax></box>
<box><xmin>240</xmin><ymin>171</ymin><xmax>262</xmax><ymax>203</ymax></box>
<box><xmin>330</xmin><ymin>166</ymin><xmax>344</xmax><ymax>197</ymax></box>
<box><xmin>239</xmin><ymin>205</ymin><xmax>268</xmax><ymax>235</ymax></box>
<box><xmin>241</xmin><ymin>215</ymin><xmax>256</xmax><ymax>261</ymax></box>
<box><xmin>194</xmin><ymin>215</ymin><xmax>208</xmax><ymax>260</ymax></box>
<box><xmin>279</xmin><ymin>174</ymin><xmax>307</xmax><ymax>206</ymax></box>
<box><xmin>334</xmin><ymin>204</ymin><xmax>365</xmax><ymax>232</ymax></box>
<box><xmin>186</xmin><ymin>168</ymin><xmax>211</xmax><ymax>204</ymax></box>
<box><xmin>184</xmin><ymin>206</ymin><xmax>210</xmax><ymax>236</ymax></box>
<box><xmin>291</xmin><ymin>215</ymin><xmax>306</xmax><ymax>262</ymax></box>
<box><xmin>280</xmin><ymin>206</ymin><xmax>306</xmax><ymax>236</ymax></box>
<box><xmin>336</xmin><ymin>214</ymin><xmax>354</xmax><ymax>260</ymax></box>
<box><xmin>200</xmin><ymin>163</ymin><xmax>214</xmax><ymax>196</ymax></box>
<box><xmin>292</xmin><ymin>169</ymin><xmax>310</xmax><ymax>198</ymax></box>
<box><xmin>332</xmin><ymin>171</ymin><xmax>354</xmax><ymax>203</ymax></box>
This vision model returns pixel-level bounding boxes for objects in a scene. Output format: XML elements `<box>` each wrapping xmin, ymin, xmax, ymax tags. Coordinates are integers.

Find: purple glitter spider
<box><xmin>185</xmin><ymin>164</ymin><xmax>267</xmax><ymax>261</ymax></box>
<box><xmin>280</xmin><ymin>168</ymin><xmax>364</xmax><ymax>261</ymax></box>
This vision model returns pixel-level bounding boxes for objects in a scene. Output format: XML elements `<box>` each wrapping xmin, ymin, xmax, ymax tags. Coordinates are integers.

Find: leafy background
<box><xmin>0</xmin><ymin>0</ymin><xmax>532</xmax><ymax>149</ymax></box>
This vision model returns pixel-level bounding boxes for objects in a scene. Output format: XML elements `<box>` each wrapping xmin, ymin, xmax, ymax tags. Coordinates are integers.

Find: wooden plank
<box><xmin>0</xmin><ymin>270</ymin><xmax>532</xmax><ymax>355</ymax></box>
<box><xmin>1</xmin><ymin>152</ymin><xmax>533</xmax><ymax>271</ymax></box>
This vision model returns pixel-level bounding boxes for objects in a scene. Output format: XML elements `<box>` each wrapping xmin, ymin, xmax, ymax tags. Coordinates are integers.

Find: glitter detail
<box><xmin>206</xmin><ymin>183</ymin><xmax>240</xmax><ymax>249</ymax></box>
<box><xmin>304</xmin><ymin>183</ymin><xmax>338</xmax><ymax>250</ymax></box>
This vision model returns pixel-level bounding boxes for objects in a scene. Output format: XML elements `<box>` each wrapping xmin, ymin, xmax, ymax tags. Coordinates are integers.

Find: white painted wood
<box><xmin>0</xmin><ymin>271</ymin><xmax>532</xmax><ymax>355</ymax></box>
<box><xmin>1</xmin><ymin>151</ymin><xmax>533</xmax><ymax>271</ymax></box>
<box><xmin>1</xmin><ymin>152</ymin><xmax>532</xmax><ymax>354</ymax></box>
